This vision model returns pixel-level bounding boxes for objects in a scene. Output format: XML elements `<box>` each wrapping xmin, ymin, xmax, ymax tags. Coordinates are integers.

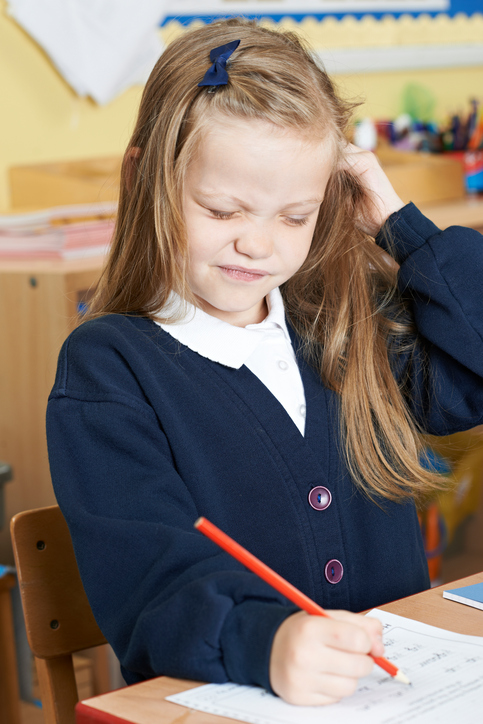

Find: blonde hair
<box><xmin>89</xmin><ymin>17</ymin><xmax>443</xmax><ymax>502</ymax></box>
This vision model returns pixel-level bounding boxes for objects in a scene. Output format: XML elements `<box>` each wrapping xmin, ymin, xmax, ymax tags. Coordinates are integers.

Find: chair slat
<box><xmin>11</xmin><ymin>505</ymin><xmax>106</xmax><ymax>658</ymax></box>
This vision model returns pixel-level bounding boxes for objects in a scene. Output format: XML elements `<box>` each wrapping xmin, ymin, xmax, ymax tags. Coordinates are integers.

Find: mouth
<box><xmin>219</xmin><ymin>266</ymin><xmax>269</xmax><ymax>282</ymax></box>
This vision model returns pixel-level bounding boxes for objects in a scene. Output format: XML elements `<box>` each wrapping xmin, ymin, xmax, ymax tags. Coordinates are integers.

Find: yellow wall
<box><xmin>1</xmin><ymin>1</ymin><xmax>482</xmax><ymax>211</ymax></box>
<box><xmin>0</xmin><ymin>0</ymin><xmax>142</xmax><ymax>211</ymax></box>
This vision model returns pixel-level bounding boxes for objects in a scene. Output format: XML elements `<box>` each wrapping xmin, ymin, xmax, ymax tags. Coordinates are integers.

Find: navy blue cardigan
<box><xmin>47</xmin><ymin>203</ymin><xmax>483</xmax><ymax>691</ymax></box>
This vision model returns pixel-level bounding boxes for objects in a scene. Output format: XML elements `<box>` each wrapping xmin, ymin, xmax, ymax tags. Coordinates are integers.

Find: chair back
<box><xmin>11</xmin><ymin>505</ymin><xmax>107</xmax><ymax>724</ymax></box>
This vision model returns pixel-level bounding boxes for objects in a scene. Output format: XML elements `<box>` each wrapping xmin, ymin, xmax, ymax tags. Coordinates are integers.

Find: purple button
<box><xmin>325</xmin><ymin>559</ymin><xmax>343</xmax><ymax>584</ymax></box>
<box><xmin>308</xmin><ymin>486</ymin><xmax>332</xmax><ymax>511</ymax></box>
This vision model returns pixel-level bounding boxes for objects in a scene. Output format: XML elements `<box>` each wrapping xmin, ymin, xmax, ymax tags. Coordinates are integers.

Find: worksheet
<box><xmin>166</xmin><ymin>610</ymin><xmax>483</xmax><ymax>723</ymax></box>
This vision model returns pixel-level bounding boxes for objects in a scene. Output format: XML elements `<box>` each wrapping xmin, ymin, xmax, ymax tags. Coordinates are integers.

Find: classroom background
<box><xmin>0</xmin><ymin>2</ymin><xmax>483</xmax><ymax>723</ymax></box>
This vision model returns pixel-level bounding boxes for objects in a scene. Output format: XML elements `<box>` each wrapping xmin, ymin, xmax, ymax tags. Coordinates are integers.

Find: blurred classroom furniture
<box><xmin>10</xmin><ymin>505</ymin><xmax>109</xmax><ymax>724</ymax></box>
<box><xmin>1</xmin><ymin>459</ymin><xmax>13</xmax><ymax>530</ymax></box>
<box><xmin>9</xmin><ymin>158</ymin><xmax>121</xmax><ymax>211</ymax></box>
<box><xmin>0</xmin><ymin>572</ymin><xmax>22</xmax><ymax>724</ymax></box>
<box><xmin>419</xmin><ymin>196</ymin><xmax>483</xmax><ymax>232</ymax></box>
<box><xmin>0</xmin><ymin>460</ymin><xmax>21</xmax><ymax>724</ymax></box>
<box><xmin>376</xmin><ymin>144</ymin><xmax>483</xmax><ymax>231</ymax></box>
<box><xmin>0</xmin><ymin>255</ymin><xmax>104</xmax><ymax>565</ymax></box>
<box><xmin>0</xmin><ymin>158</ymin><xmax>119</xmax><ymax>566</ymax></box>
<box><xmin>421</xmin><ymin>429</ymin><xmax>483</xmax><ymax>585</ymax></box>
<box><xmin>74</xmin><ymin>571</ymin><xmax>483</xmax><ymax>724</ymax></box>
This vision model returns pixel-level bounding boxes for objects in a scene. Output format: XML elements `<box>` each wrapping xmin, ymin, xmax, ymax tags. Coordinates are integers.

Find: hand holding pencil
<box><xmin>195</xmin><ymin>516</ymin><xmax>410</xmax><ymax>707</ymax></box>
<box><xmin>268</xmin><ymin>607</ymin><xmax>388</xmax><ymax>705</ymax></box>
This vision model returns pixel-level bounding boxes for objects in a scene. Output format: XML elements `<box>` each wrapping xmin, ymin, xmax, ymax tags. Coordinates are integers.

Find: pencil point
<box><xmin>194</xmin><ymin>517</ymin><xmax>204</xmax><ymax>528</ymax></box>
<box><xmin>394</xmin><ymin>669</ymin><xmax>411</xmax><ymax>685</ymax></box>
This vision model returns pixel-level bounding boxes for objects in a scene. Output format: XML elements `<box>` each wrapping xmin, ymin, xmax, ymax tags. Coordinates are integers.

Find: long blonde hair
<box><xmin>89</xmin><ymin>17</ymin><xmax>443</xmax><ymax>502</ymax></box>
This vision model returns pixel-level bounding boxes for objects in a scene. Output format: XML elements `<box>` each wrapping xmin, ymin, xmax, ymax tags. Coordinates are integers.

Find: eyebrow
<box><xmin>196</xmin><ymin>191</ymin><xmax>323</xmax><ymax>209</ymax></box>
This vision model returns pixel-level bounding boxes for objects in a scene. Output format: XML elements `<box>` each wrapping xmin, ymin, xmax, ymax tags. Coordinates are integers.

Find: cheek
<box><xmin>288</xmin><ymin>227</ymin><xmax>316</xmax><ymax>270</ymax></box>
<box><xmin>186</xmin><ymin>221</ymin><xmax>229</xmax><ymax>264</ymax></box>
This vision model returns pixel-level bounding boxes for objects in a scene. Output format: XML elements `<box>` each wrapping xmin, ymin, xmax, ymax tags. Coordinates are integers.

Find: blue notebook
<box><xmin>443</xmin><ymin>581</ymin><xmax>483</xmax><ymax>611</ymax></box>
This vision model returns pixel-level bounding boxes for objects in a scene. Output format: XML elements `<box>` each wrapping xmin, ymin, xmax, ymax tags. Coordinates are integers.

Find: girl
<box><xmin>46</xmin><ymin>18</ymin><xmax>483</xmax><ymax>706</ymax></box>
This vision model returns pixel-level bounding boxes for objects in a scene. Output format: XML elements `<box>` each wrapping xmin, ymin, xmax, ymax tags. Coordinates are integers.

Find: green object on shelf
<box><xmin>402</xmin><ymin>82</ymin><xmax>436</xmax><ymax>123</ymax></box>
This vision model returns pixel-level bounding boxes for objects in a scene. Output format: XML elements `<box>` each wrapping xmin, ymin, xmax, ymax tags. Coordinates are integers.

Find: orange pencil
<box><xmin>195</xmin><ymin>516</ymin><xmax>411</xmax><ymax>685</ymax></box>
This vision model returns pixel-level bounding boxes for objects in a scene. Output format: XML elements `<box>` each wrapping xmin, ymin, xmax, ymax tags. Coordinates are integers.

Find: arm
<box><xmin>46</xmin><ymin>322</ymin><xmax>295</xmax><ymax>690</ymax></box>
<box><xmin>378</xmin><ymin>202</ymin><xmax>483</xmax><ymax>434</ymax></box>
<box><xmin>344</xmin><ymin>145</ymin><xmax>483</xmax><ymax>434</ymax></box>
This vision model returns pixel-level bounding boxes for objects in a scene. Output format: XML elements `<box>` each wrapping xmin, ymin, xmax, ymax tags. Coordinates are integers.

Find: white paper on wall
<box><xmin>6</xmin><ymin>0</ymin><xmax>169</xmax><ymax>104</ymax></box>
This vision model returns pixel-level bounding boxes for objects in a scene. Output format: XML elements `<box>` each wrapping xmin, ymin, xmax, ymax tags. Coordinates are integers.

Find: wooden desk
<box><xmin>76</xmin><ymin>571</ymin><xmax>483</xmax><ymax>724</ymax></box>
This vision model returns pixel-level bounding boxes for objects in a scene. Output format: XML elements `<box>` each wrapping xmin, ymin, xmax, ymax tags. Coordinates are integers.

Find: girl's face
<box><xmin>183</xmin><ymin>117</ymin><xmax>335</xmax><ymax>327</ymax></box>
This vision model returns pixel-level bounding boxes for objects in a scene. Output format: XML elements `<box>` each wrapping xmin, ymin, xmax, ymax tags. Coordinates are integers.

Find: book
<box><xmin>443</xmin><ymin>581</ymin><xmax>483</xmax><ymax>611</ymax></box>
<box><xmin>0</xmin><ymin>201</ymin><xmax>116</xmax><ymax>259</ymax></box>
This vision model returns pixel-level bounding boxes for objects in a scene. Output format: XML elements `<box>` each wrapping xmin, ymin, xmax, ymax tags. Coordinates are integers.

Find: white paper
<box><xmin>167</xmin><ymin>610</ymin><xmax>483</xmax><ymax>723</ymax></box>
<box><xmin>6</xmin><ymin>0</ymin><xmax>169</xmax><ymax>104</ymax></box>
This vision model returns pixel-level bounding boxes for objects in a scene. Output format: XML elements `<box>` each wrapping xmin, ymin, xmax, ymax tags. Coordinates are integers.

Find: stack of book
<box><xmin>0</xmin><ymin>201</ymin><xmax>116</xmax><ymax>260</ymax></box>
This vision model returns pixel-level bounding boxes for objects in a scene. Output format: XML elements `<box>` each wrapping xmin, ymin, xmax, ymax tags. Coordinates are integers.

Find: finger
<box><xmin>296</xmin><ymin>668</ymin><xmax>365</xmax><ymax>704</ymax></box>
<box><xmin>330</xmin><ymin>611</ymin><xmax>384</xmax><ymax>641</ymax></box>
<box><xmin>316</xmin><ymin>672</ymin><xmax>362</xmax><ymax>701</ymax></box>
<box><xmin>317</xmin><ymin>617</ymin><xmax>374</xmax><ymax>655</ymax></box>
<box><xmin>313</xmin><ymin>647</ymin><xmax>375</xmax><ymax>680</ymax></box>
<box><xmin>328</xmin><ymin>611</ymin><xmax>385</xmax><ymax>656</ymax></box>
<box><xmin>280</xmin><ymin>687</ymin><xmax>341</xmax><ymax>707</ymax></box>
<box><xmin>338</xmin><ymin>143</ymin><xmax>376</xmax><ymax>171</ymax></box>
<box><xmin>277</xmin><ymin>667</ymin><xmax>348</xmax><ymax>707</ymax></box>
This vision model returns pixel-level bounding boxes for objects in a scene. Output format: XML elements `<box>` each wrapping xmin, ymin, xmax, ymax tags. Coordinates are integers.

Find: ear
<box><xmin>123</xmin><ymin>147</ymin><xmax>142</xmax><ymax>192</ymax></box>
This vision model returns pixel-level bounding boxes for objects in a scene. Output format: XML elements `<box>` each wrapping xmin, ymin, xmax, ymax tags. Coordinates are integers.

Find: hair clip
<box><xmin>198</xmin><ymin>39</ymin><xmax>240</xmax><ymax>88</ymax></box>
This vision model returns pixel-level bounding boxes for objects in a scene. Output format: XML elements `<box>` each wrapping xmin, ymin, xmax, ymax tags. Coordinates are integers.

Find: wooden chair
<box><xmin>10</xmin><ymin>505</ymin><xmax>108</xmax><ymax>724</ymax></box>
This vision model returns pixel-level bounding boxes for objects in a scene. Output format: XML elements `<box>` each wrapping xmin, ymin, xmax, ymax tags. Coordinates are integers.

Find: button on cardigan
<box><xmin>46</xmin><ymin>203</ymin><xmax>483</xmax><ymax>692</ymax></box>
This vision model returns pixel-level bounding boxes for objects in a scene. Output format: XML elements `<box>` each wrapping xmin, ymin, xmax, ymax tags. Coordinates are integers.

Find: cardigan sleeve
<box><xmin>46</xmin><ymin>324</ymin><xmax>297</xmax><ymax>691</ymax></box>
<box><xmin>376</xmin><ymin>203</ymin><xmax>483</xmax><ymax>434</ymax></box>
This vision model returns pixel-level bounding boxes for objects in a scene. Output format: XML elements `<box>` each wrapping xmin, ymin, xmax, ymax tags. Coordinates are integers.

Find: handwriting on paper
<box><xmin>167</xmin><ymin>610</ymin><xmax>483</xmax><ymax>724</ymax></box>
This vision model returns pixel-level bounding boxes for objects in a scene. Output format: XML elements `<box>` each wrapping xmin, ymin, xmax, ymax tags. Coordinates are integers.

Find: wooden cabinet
<box><xmin>0</xmin><ymin>257</ymin><xmax>104</xmax><ymax>563</ymax></box>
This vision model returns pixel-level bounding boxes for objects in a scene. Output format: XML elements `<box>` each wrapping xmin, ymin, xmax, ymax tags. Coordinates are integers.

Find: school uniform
<box><xmin>46</xmin><ymin>203</ymin><xmax>483</xmax><ymax>691</ymax></box>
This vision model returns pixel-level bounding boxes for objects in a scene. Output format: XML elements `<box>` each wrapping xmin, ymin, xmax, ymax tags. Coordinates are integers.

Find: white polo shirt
<box><xmin>156</xmin><ymin>288</ymin><xmax>307</xmax><ymax>435</ymax></box>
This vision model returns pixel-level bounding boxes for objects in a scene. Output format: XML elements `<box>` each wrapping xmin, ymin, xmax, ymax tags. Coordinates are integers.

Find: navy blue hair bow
<box><xmin>198</xmin><ymin>39</ymin><xmax>240</xmax><ymax>87</ymax></box>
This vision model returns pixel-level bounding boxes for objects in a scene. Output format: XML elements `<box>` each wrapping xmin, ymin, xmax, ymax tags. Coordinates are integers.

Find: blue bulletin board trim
<box><xmin>163</xmin><ymin>13</ymin><xmax>480</xmax><ymax>25</ymax></box>
<box><xmin>162</xmin><ymin>1</ymin><xmax>482</xmax><ymax>25</ymax></box>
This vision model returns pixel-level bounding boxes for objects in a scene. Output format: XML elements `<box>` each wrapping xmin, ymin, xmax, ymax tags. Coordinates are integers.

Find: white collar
<box><xmin>156</xmin><ymin>288</ymin><xmax>290</xmax><ymax>369</ymax></box>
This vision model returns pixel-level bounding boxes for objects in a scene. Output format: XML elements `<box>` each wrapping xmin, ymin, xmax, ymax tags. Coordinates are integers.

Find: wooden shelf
<box><xmin>419</xmin><ymin>196</ymin><xmax>483</xmax><ymax>232</ymax></box>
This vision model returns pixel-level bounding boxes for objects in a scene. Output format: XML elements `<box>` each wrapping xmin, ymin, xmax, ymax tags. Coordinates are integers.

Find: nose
<box><xmin>234</xmin><ymin>221</ymin><xmax>274</xmax><ymax>259</ymax></box>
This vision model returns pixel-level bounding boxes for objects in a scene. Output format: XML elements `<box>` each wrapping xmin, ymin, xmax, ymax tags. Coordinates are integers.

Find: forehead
<box><xmin>186</xmin><ymin>116</ymin><xmax>335</xmax><ymax>205</ymax></box>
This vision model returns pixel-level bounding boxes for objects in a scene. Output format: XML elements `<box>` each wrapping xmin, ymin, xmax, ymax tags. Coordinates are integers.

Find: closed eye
<box><xmin>209</xmin><ymin>209</ymin><xmax>236</xmax><ymax>220</ymax></box>
<box><xmin>209</xmin><ymin>210</ymin><xmax>311</xmax><ymax>226</ymax></box>
<box><xmin>285</xmin><ymin>216</ymin><xmax>310</xmax><ymax>227</ymax></box>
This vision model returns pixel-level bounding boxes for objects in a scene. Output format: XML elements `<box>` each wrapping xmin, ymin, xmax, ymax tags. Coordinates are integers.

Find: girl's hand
<box><xmin>341</xmin><ymin>144</ymin><xmax>405</xmax><ymax>237</ymax></box>
<box><xmin>269</xmin><ymin>610</ymin><xmax>384</xmax><ymax>706</ymax></box>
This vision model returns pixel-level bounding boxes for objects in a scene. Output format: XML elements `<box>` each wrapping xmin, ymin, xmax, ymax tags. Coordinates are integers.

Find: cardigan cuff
<box><xmin>376</xmin><ymin>202</ymin><xmax>442</xmax><ymax>264</ymax></box>
<box><xmin>220</xmin><ymin>600</ymin><xmax>298</xmax><ymax>693</ymax></box>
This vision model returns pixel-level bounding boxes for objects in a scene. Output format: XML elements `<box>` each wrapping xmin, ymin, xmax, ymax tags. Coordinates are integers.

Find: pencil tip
<box><xmin>394</xmin><ymin>670</ymin><xmax>411</xmax><ymax>685</ymax></box>
<box><xmin>194</xmin><ymin>517</ymin><xmax>203</xmax><ymax>528</ymax></box>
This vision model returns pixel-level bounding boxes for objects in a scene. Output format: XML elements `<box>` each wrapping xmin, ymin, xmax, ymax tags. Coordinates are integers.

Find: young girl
<box><xmin>46</xmin><ymin>18</ymin><xmax>483</xmax><ymax>706</ymax></box>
